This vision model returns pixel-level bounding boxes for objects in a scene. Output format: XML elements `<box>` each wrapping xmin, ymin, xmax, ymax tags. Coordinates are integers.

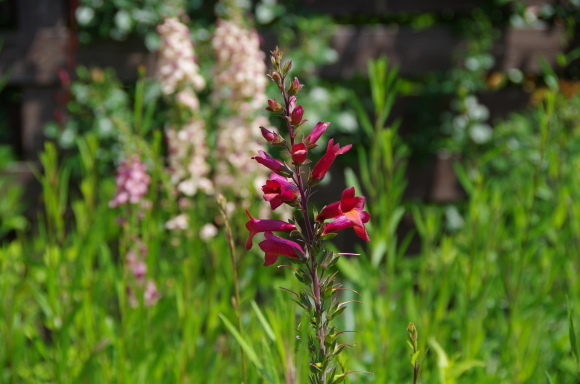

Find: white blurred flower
<box><xmin>199</xmin><ymin>223</ymin><xmax>218</xmax><ymax>241</ymax></box>
<box><xmin>165</xmin><ymin>213</ymin><xmax>189</xmax><ymax>230</ymax></box>
<box><xmin>157</xmin><ymin>17</ymin><xmax>205</xmax><ymax>97</ymax></box>
<box><xmin>211</xmin><ymin>19</ymin><xmax>273</xmax><ymax>198</ymax></box>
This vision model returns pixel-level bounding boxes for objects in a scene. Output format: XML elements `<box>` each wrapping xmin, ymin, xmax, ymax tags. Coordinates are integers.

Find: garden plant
<box><xmin>1</xmin><ymin>1</ymin><xmax>580</xmax><ymax>383</ymax></box>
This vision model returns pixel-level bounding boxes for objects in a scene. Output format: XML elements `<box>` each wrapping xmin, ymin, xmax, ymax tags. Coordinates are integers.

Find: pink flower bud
<box><xmin>291</xmin><ymin>105</ymin><xmax>304</xmax><ymax>126</ymax></box>
<box><xmin>288</xmin><ymin>77</ymin><xmax>304</xmax><ymax>96</ymax></box>
<box><xmin>252</xmin><ymin>150</ymin><xmax>293</xmax><ymax>177</ymax></box>
<box><xmin>266</xmin><ymin>99</ymin><xmax>282</xmax><ymax>113</ymax></box>
<box><xmin>260</xmin><ymin>126</ymin><xmax>277</xmax><ymax>142</ymax></box>
<box><xmin>260</xmin><ymin>126</ymin><xmax>286</xmax><ymax>147</ymax></box>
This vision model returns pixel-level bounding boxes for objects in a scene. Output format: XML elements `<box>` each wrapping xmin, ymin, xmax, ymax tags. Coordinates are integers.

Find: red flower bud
<box><xmin>291</xmin><ymin>143</ymin><xmax>308</xmax><ymax>165</ymax></box>
<box><xmin>291</xmin><ymin>105</ymin><xmax>304</xmax><ymax>126</ymax></box>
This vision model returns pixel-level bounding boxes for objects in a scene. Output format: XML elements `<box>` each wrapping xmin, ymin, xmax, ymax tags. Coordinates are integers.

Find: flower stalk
<box><xmin>246</xmin><ymin>48</ymin><xmax>372</xmax><ymax>383</ymax></box>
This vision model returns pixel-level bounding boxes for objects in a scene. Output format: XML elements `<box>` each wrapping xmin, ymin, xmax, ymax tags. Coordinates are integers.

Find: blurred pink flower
<box><xmin>109</xmin><ymin>155</ymin><xmax>151</xmax><ymax>208</ymax></box>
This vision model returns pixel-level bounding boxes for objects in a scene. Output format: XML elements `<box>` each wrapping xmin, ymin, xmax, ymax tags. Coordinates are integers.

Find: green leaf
<box><xmin>545</xmin><ymin>371</ymin><xmax>554</xmax><ymax>384</ymax></box>
<box><xmin>251</xmin><ymin>301</ymin><xmax>277</xmax><ymax>342</ymax></box>
<box><xmin>218</xmin><ymin>314</ymin><xmax>264</xmax><ymax>373</ymax></box>
<box><xmin>567</xmin><ymin>296</ymin><xmax>580</xmax><ymax>373</ymax></box>
<box><xmin>410</xmin><ymin>350</ymin><xmax>420</xmax><ymax>366</ymax></box>
<box><xmin>320</xmin><ymin>233</ymin><xmax>338</xmax><ymax>241</ymax></box>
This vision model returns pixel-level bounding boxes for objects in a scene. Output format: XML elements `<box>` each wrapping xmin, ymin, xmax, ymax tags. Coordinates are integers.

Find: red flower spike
<box><xmin>245</xmin><ymin>210</ymin><xmax>296</xmax><ymax>250</ymax></box>
<box><xmin>303</xmin><ymin>122</ymin><xmax>330</xmax><ymax>148</ymax></box>
<box><xmin>310</xmin><ymin>139</ymin><xmax>352</xmax><ymax>185</ymax></box>
<box><xmin>262</xmin><ymin>173</ymin><xmax>300</xmax><ymax>210</ymax></box>
<box><xmin>291</xmin><ymin>143</ymin><xmax>308</xmax><ymax>165</ymax></box>
<box><xmin>252</xmin><ymin>150</ymin><xmax>293</xmax><ymax>177</ymax></box>
<box><xmin>259</xmin><ymin>232</ymin><xmax>304</xmax><ymax>266</ymax></box>
<box><xmin>322</xmin><ymin>211</ymin><xmax>371</xmax><ymax>241</ymax></box>
<box><xmin>291</xmin><ymin>105</ymin><xmax>304</xmax><ymax>126</ymax></box>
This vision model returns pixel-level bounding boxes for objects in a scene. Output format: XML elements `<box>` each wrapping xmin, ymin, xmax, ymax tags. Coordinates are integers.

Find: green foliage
<box><xmin>0</xmin><ymin>146</ymin><xmax>27</xmax><ymax>239</ymax></box>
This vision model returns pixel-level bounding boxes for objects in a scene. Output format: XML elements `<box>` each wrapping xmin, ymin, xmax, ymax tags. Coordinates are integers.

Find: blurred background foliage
<box><xmin>1</xmin><ymin>0</ymin><xmax>580</xmax><ymax>383</ymax></box>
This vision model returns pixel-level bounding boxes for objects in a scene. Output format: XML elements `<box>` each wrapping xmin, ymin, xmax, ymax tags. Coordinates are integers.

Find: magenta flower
<box><xmin>262</xmin><ymin>173</ymin><xmax>300</xmax><ymax>210</ymax></box>
<box><xmin>258</xmin><ymin>231</ymin><xmax>304</xmax><ymax>266</ymax></box>
<box><xmin>245</xmin><ymin>210</ymin><xmax>297</xmax><ymax>250</ymax></box>
<box><xmin>303</xmin><ymin>122</ymin><xmax>329</xmax><ymax>148</ymax></box>
<box><xmin>291</xmin><ymin>143</ymin><xmax>308</xmax><ymax>165</ymax></box>
<box><xmin>322</xmin><ymin>211</ymin><xmax>371</xmax><ymax>241</ymax></box>
<box><xmin>310</xmin><ymin>139</ymin><xmax>352</xmax><ymax>184</ymax></box>
<box><xmin>252</xmin><ymin>150</ymin><xmax>293</xmax><ymax>177</ymax></box>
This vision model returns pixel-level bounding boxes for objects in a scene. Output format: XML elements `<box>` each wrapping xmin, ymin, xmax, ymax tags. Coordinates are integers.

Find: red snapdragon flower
<box><xmin>310</xmin><ymin>139</ymin><xmax>352</xmax><ymax>184</ymax></box>
<box><xmin>322</xmin><ymin>211</ymin><xmax>371</xmax><ymax>241</ymax></box>
<box><xmin>291</xmin><ymin>143</ymin><xmax>308</xmax><ymax>165</ymax></box>
<box><xmin>262</xmin><ymin>172</ymin><xmax>300</xmax><ymax>210</ymax></box>
<box><xmin>316</xmin><ymin>187</ymin><xmax>371</xmax><ymax>241</ymax></box>
<box><xmin>303</xmin><ymin>122</ymin><xmax>329</xmax><ymax>148</ymax></box>
<box><xmin>245</xmin><ymin>210</ymin><xmax>296</xmax><ymax>250</ymax></box>
<box><xmin>252</xmin><ymin>150</ymin><xmax>293</xmax><ymax>177</ymax></box>
<box><xmin>258</xmin><ymin>231</ymin><xmax>304</xmax><ymax>266</ymax></box>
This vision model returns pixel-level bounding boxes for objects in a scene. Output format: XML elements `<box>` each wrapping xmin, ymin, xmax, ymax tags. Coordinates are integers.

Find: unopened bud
<box><xmin>266</xmin><ymin>99</ymin><xmax>283</xmax><ymax>113</ymax></box>
<box><xmin>259</xmin><ymin>126</ymin><xmax>286</xmax><ymax>147</ymax></box>
<box><xmin>217</xmin><ymin>194</ymin><xmax>228</xmax><ymax>211</ymax></box>
<box><xmin>271</xmin><ymin>71</ymin><xmax>282</xmax><ymax>85</ymax></box>
<box><xmin>291</xmin><ymin>105</ymin><xmax>304</xmax><ymax>126</ymax></box>
<box><xmin>291</xmin><ymin>143</ymin><xmax>308</xmax><ymax>165</ymax></box>
<box><xmin>288</xmin><ymin>77</ymin><xmax>304</xmax><ymax>96</ymax></box>
<box><xmin>270</xmin><ymin>55</ymin><xmax>278</xmax><ymax>70</ymax></box>
<box><xmin>407</xmin><ymin>322</ymin><xmax>418</xmax><ymax>349</ymax></box>
<box><xmin>282</xmin><ymin>60</ymin><xmax>293</xmax><ymax>75</ymax></box>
